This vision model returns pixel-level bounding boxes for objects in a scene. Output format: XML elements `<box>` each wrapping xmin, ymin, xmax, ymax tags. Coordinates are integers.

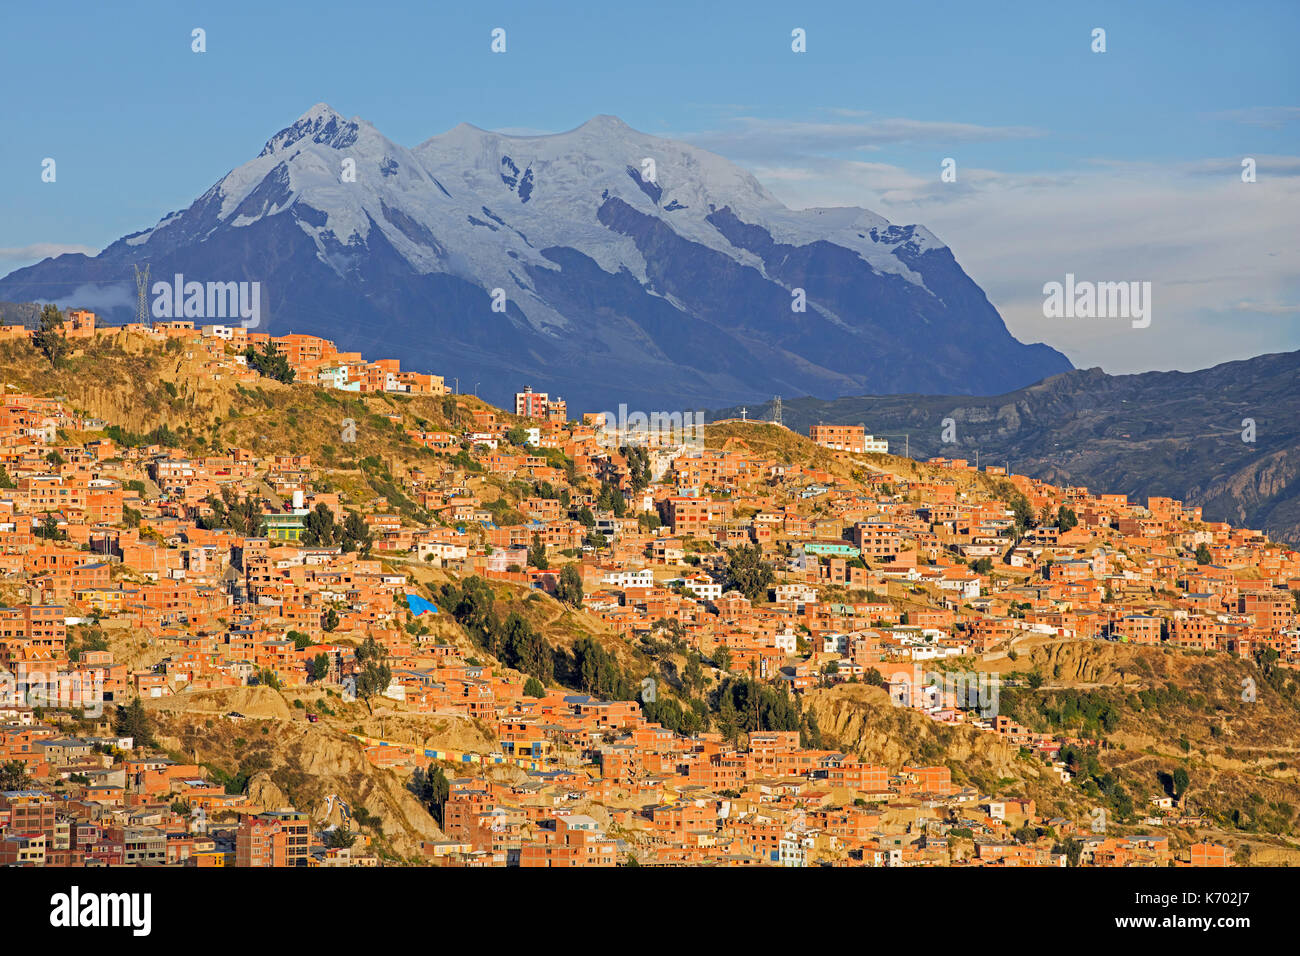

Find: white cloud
<box><xmin>685</xmin><ymin>115</ymin><xmax>1043</xmax><ymax>158</ymax></box>
<box><xmin>1229</xmin><ymin>299</ymin><xmax>1299</xmax><ymax>316</ymax></box>
<box><xmin>726</xmin><ymin>147</ymin><xmax>1300</xmax><ymax>375</ymax></box>
<box><xmin>53</xmin><ymin>282</ymin><xmax>135</xmax><ymax>312</ymax></box>
<box><xmin>0</xmin><ymin>242</ymin><xmax>96</xmax><ymax>265</ymax></box>
<box><xmin>1208</xmin><ymin>106</ymin><xmax>1300</xmax><ymax>129</ymax></box>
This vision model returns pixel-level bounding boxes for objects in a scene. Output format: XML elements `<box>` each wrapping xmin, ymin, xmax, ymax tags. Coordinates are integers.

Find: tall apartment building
<box><xmin>235</xmin><ymin>811</ymin><xmax>311</xmax><ymax>867</ymax></box>
<box><xmin>516</xmin><ymin>387</ymin><xmax>548</xmax><ymax>418</ymax></box>
<box><xmin>515</xmin><ymin>387</ymin><xmax>567</xmax><ymax>422</ymax></box>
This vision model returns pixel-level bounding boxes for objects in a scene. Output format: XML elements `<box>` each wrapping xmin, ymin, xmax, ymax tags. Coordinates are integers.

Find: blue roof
<box><xmin>405</xmin><ymin>593</ymin><xmax>439</xmax><ymax>616</ymax></box>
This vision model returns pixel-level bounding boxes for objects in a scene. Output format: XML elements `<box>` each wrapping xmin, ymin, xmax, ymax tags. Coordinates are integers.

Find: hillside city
<box><xmin>0</xmin><ymin>307</ymin><xmax>1297</xmax><ymax>868</ymax></box>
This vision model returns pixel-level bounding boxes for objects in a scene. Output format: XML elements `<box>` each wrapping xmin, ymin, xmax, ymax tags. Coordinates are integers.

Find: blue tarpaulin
<box><xmin>405</xmin><ymin>593</ymin><xmax>439</xmax><ymax>615</ymax></box>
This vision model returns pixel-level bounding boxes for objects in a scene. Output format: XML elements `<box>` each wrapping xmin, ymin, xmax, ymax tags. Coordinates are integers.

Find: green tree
<box><xmin>800</xmin><ymin>709</ymin><xmax>823</xmax><ymax>749</ymax></box>
<box><xmin>34</xmin><ymin>513</ymin><xmax>67</xmax><ymax>540</ymax></box>
<box><xmin>409</xmin><ymin>765</ymin><xmax>451</xmax><ymax>826</ymax></box>
<box><xmin>725</xmin><ymin>544</ymin><xmax>774</xmax><ymax>602</ymax></box>
<box><xmin>505</xmin><ymin>425</ymin><xmax>530</xmax><ymax>447</ymax></box>
<box><xmin>301</xmin><ymin>503</ymin><xmax>337</xmax><ymax>547</ymax></box>
<box><xmin>1172</xmin><ymin>766</ymin><xmax>1190</xmax><ymax>802</ymax></box>
<box><xmin>555</xmin><ymin>564</ymin><xmax>583</xmax><ymax>606</ymax></box>
<box><xmin>523</xmin><ymin>676</ymin><xmax>545</xmax><ymax>698</ymax></box>
<box><xmin>1057</xmin><ymin>505</ymin><xmax>1078</xmax><ymax>533</ymax></box>
<box><xmin>324</xmin><ymin>827</ymin><xmax>357</xmax><ymax>848</ymax></box>
<box><xmin>683</xmin><ymin>655</ymin><xmax>705</xmax><ymax>695</ymax></box>
<box><xmin>711</xmin><ymin>676</ymin><xmax>800</xmax><ymax>736</ymax></box>
<box><xmin>717</xmin><ymin>694</ymin><xmax>740</xmax><ymax>744</ymax></box>
<box><xmin>307</xmin><ymin>652</ymin><xmax>331</xmax><ymax>683</ymax></box>
<box><xmin>568</xmin><ymin>636</ymin><xmax>633</xmax><ymax>699</ymax></box>
<box><xmin>0</xmin><ymin>464</ymin><xmax>14</xmax><ymax>489</ymax></box>
<box><xmin>200</xmin><ymin>487</ymin><xmax>265</xmax><ymax>537</ymax></box>
<box><xmin>33</xmin><ymin>303</ymin><xmax>70</xmax><ymax>367</ymax></box>
<box><xmin>1195</xmin><ymin>543</ymin><xmax>1213</xmax><ymax>565</ymax></box>
<box><xmin>1008</xmin><ymin>493</ymin><xmax>1035</xmax><ymax>536</ymax></box>
<box><xmin>528</xmin><ymin>531</ymin><xmax>549</xmax><ymax>570</ymax></box>
<box><xmin>441</xmin><ymin>576</ymin><xmax>499</xmax><ymax>650</ymax></box>
<box><xmin>322</xmin><ymin>608</ymin><xmax>340</xmax><ymax>632</ymax></box>
<box><xmin>597</xmin><ymin>481</ymin><xmax>627</xmax><ymax>518</ymax></box>
<box><xmin>0</xmin><ymin>760</ymin><xmax>30</xmax><ymax>790</ymax></box>
<box><xmin>340</xmin><ymin>511</ymin><xmax>373</xmax><ymax>554</ymax></box>
<box><xmin>620</xmin><ymin>445</ymin><xmax>651</xmax><ymax>492</ymax></box>
<box><xmin>1056</xmin><ymin>837</ymin><xmax>1084</xmax><ymax>867</ymax></box>
<box><xmin>114</xmin><ymin>698</ymin><xmax>155</xmax><ymax>747</ymax></box>
<box><xmin>353</xmin><ymin>636</ymin><xmax>392</xmax><ymax>709</ymax></box>
<box><xmin>499</xmin><ymin>612</ymin><xmax>553</xmax><ymax>682</ymax></box>
<box><xmin>243</xmin><ymin>340</ymin><xmax>295</xmax><ymax>383</ymax></box>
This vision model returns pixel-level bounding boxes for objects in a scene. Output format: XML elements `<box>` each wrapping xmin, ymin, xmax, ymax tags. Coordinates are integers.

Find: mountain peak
<box><xmin>576</xmin><ymin>114</ymin><xmax>633</xmax><ymax>132</ymax></box>
<box><xmin>297</xmin><ymin>102</ymin><xmax>345</xmax><ymax>123</ymax></box>
<box><xmin>260</xmin><ymin>103</ymin><xmax>362</xmax><ymax>158</ymax></box>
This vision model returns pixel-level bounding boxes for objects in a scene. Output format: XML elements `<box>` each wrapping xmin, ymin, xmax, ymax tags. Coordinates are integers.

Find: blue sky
<box><xmin>3</xmin><ymin>0</ymin><xmax>1297</xmax><ymax>374</ymax></box>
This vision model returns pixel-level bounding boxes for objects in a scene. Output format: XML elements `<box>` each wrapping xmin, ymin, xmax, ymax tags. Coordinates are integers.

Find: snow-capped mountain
<box><xmin>0</xmin><ymin>103</ymin><xmax>1071</xmax><ymax>411</ymax></box>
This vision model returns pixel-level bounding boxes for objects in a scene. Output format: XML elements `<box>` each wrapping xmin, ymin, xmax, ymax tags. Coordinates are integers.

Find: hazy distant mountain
<box><xmin>0</xmin><ymin>103</ymin><xmax>1070</xmax><ymax>411</ymax></box>
<box><xmin>0</xmin><ymin>300</ymin><xmax>43</xmax><ymax>329</ymax></box>
<box><xmin>714</xmin><ymin>350</ymin><xmax>1300</xmax><ymax>545</ymax></box>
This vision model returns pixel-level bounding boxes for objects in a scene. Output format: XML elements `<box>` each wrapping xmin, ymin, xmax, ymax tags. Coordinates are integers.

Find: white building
<box><xmin>680</xmin><ymin>573</ymin><xmax>722</xmax><ymax>601</ymax></box>
<box><xmin>602</xmin><ymin>567</ymin><xmax>655</xmax><ymax>589</ymax></box>
<box><xmin>821</xmin><ymin>633</ymin><xmax>849</xmax><ymax>654</ymax></box>
<box><xmin>773</xmin><ymin>629</ymin><xmax>799</xmax><ymax>655</ymax></box>
<box><xmin>774</xmin><ymin>583</ymin><xmax>819</xmax><ymax>605</ymax></box>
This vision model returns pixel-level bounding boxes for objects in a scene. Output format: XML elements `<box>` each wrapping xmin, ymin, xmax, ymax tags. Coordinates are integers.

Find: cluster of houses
<box><xmin>0</xmin><ymin>317</ymin><xmax>1294</xmax><ymax>866</ymax></box>
<box><xmin>1</xmin><ymin>310</ymin><xmax>446</xmax><ymax>395</ymax></box>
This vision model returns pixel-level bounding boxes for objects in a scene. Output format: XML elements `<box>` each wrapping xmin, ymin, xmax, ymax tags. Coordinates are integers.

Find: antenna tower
<box><xmin>133</xmin><ymin>264</ymin><xmax>151</xmax><ymax>326</ymax></box>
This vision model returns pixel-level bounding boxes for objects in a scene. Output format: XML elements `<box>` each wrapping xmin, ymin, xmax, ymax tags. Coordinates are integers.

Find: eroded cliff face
<box><xmin>802</xmin><ymin>684</ymin><xmax>1025</xmax><ymax>780</ymax></box>
<box><xmin>1022</xmin><ymin>639</ymin><xmax>1129</xmax><ymax>685</ymax></box>
<box><xmin>151</xmin><ymin>692</ymin><xmax>450</xmax><ymax>859</ymax></box>
<box><xmin>58</xmin><ymin>332</ymin><xmax>241</xmax><ymax>430</ymax></box>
